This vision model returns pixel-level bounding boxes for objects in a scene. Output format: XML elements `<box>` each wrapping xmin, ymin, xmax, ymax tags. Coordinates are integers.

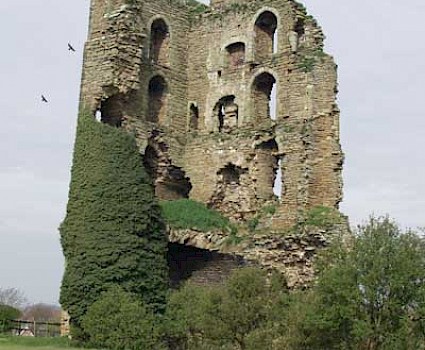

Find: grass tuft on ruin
<box><xmin>160</xmin><ymin>199</ymin><xmax>231</xmax><ymax>232</ymax></box>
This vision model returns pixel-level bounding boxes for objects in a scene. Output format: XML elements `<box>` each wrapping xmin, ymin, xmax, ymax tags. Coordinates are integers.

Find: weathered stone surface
<box><xmin>168</xmin><ymin>221</ymin><xmax>348</xmax><ymax>288</ymax></box>
<box><xmin>78</xmin><ymin>0</ymin><xmax>345</xmax><ymax>287</ymax></box>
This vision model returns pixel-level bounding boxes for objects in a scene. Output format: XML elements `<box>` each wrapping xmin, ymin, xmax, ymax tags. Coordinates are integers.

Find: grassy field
<box><xmin>0</xmin><ymin>336</ymin><xmax>83</xmax><ymax>350</ymax></box>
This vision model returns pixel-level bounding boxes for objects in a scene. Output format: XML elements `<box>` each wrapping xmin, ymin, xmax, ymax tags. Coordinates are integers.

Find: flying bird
<box><xmin>68</xmin><ymin>43</ymin><xmax>76</xmax><ymax>52</ymax></box>
<box><xmin>41</xmin><ymin>95</ymin><xmax>48</xmax><ymax>103</ymax></box>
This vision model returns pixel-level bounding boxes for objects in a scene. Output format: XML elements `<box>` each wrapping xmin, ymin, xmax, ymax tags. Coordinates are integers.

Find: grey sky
<box><xmin>0</xmin><ymin>0</ymin><xmax>424</xmax><ymax>305</ymax></box>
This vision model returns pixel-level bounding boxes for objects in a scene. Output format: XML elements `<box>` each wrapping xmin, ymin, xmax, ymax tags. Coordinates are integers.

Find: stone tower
<box><xmin>78</xmin><ymin>0</ymin><xmax>344</xmax><ymax>286</ymax></box>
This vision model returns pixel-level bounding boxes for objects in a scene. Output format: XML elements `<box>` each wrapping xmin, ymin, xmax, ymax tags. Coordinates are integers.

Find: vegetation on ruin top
<box><xmin>186</xmin><ymin>0</ymin><xmax>208</xmax><ymax>17</ymax></box>
<box><xmin>160</xmin><ymin>199</ymin><xmax>231</xmax><ymax>232</ymax></box>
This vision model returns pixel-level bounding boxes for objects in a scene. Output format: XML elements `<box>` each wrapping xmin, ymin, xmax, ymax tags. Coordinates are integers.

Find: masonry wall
<box><xmin>184</xmin><ymin>0</ymin><xmax>343</xmax><ymax>225</ymax></box>
<box><xmin>79</xmin><ymin>0</ymin><xmax>343</xmax><ymax>228</ymax></box>
<box><xmin>168</xmin><ymin>243</ymin><xmax>245</xmax><ymax>288</ymax></box>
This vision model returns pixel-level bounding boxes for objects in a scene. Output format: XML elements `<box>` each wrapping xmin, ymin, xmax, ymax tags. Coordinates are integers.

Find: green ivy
<box><xmin>60</xmin><ymin>111</ymin><xmax>168</xmax><ymax>336</ymax></box>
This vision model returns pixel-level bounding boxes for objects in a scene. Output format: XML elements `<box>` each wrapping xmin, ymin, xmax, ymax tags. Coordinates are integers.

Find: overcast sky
<box><xmin>0</xmin><ymin>0</ymin><xmax>424</xmax><ymax>305</ymax></box>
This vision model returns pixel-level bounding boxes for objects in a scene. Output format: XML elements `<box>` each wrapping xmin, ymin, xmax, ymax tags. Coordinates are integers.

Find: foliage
<box><xmin>162</xmin><ymin>216</ymin><xmax>425</xmax><ymax>349</ymax></box>
<box><xmin>186</xmin><ymin>0</ymin><xmax>208</xmax><ymax>18</ymax></box>
<box><xmin>0</xmin><ymin>305</ymin><xmax>21</xmax><ymax>333</ymax></box>
<box><xmin>59</xmin><ymin>111</ymin><xmax>168</xmax><ymax>335</ymax></box>
<box><xmin>297</xmin><ymin>56</ymin><xmax>316</xmax><ymax>72</ymax></box>
<box><xmin>164</xmin><ymin>268</ymin><xmax>289</xmax><ymax>349</ymax></box>
<box><xmin>223</xmin><ymin>226</ymin><xmax>244</xmax><ymax>246</ymax></box>
<box><xmin>298</xmin><ymin>216</ymin><xmax>425</xmax><ymax>349</ymax></box>
<box><xmin>160</xmin><ymin>199</ymin><xmax>231</xmax><ymax>232</ymax></box>
<box><xmin>246</xmin><ymin>217</ymin><xmax>259</xmax><ymax>232</ymax></box>
<box><xmin>261</xmin><ymin>204</ymin><xmax>276</xmax><ymax>216</ymax></box>
<box><xmin>244</xmin><ymin>204</ymin><xmax>277</xmax><ymax>234</ymax></box>
<box><xmin>304</xmin><ymin>205</ymin><xmax>343</xmax><ymax>229</ymax></box>
<box><xmin>0</xmin><ymin>288</ymin><xmax>27</xmax><ymax>309</ymax></box>
<box><xmin>296</xmin><ymin>49</ymin><xmax>326</xmax><ymax>73</ymax></box>
<box><xmin>82</xmin><ymin>287</ymin><xmax>163</xmax><ymax>350</ymax></box>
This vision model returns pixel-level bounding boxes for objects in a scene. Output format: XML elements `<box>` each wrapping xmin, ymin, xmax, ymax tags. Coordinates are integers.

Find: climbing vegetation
<box><xmin>59</xmin><ymin>111</ymin><xmax>168</xmax><ymax>337</ymax></box>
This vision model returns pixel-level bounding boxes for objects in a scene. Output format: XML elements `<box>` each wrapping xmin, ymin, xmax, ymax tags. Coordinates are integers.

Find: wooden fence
<box><xmin>0</xmin><ymin>319</ymin><xmax>63</xmax><ymax>337</ymax></box>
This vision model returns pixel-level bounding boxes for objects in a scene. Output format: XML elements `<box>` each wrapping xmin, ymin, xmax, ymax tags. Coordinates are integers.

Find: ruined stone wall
<box><xmin>184</xmin><ymin>0</ymin><xmax>343</xmax><ymax>225</ymax></box>
<box><xmin>168</xmin><ymin>243</ymin><xmax>246</xmax><ymax>287</ymax></box>
<box><xmin>75</xmin><ymin>0</ymin><xmax>346</xmax><ymax>292</ymax></box>
<box><xmin>79</xmin><ymin>0</ymin><xmax>343</xmax><ymax>226</ymax></box>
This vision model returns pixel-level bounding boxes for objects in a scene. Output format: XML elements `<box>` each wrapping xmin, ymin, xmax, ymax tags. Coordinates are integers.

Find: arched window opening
<box><xmin>189</xmin><ymin>103</ymin><xmax>199</xmax><ymax>131</ymax></box>
<box><xmin>148</xmin><ymin>76</ymin><xmax>168</xmax><ymax>124</ymax></box>
<box><xmin>254</xmin><ymin>11</ymin><xmax>278</xmax><ymax>60</ymax></box>
<box><xmin>273</xmin><ymin>157</ymin><xmax>283</xmax><ymax>199</ymax></box>
<box><xmin>225</xmin><ymin>42</ymin><xmax>246</xmax><ymax>68</ymax></box>
<box><xmin>252</xmin><ymin>72</ymin><xmax>276</xmax><ymax>121</ymax></box>
<box><xmin>150</xmin><ymin>19</ymin><xmax>170</xmax><ymax>66</ymax></box>
<box><xmin>213</xmin><ymin>95</ymin><xmax>238</xmax><ymax>132</ymax></box>
<box><xmin>98</xmin><ymin>96</ymin><xmax>123</xmax><ymax>127</ymax></box>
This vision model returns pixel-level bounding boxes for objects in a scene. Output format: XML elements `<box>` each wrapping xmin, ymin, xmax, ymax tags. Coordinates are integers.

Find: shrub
<box><xmin>160</xmin><ymin>199</ymin><xmax>231</xmax><ymax>232</ymax></box>
<box><xmin>0</xmin><ymin>304</ymin><xmax>20</xmax><ymax>333</ymax></box>
<box><xmin>82</xmin><ymin>286</ymin><xmax>162</xmax><ymax>350</ymax></box>
<box><xmin>164</xmin><ymin>268</ymin><xmax>289</xmax><ymax>349</ymax></box>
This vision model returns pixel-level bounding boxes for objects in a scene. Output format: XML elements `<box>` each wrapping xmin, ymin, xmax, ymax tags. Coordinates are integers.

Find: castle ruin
<box><xmin>79</xmin><ymin>0</ymin><xmax>344</xmax><ymax>287</ymax></box>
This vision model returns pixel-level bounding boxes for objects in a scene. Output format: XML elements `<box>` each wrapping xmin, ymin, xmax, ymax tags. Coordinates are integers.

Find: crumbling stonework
<box><xmin>79</xmin><ymin>0</ymin><xmax>345</xmax><ymax>286</ymax></box>
<box><xmin>168</xmin><ymin>220</ymin><xmax>349</xmax><ymax>288</ymax></box>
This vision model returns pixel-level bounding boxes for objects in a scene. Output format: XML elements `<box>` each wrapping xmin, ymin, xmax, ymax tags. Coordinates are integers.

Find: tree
<box><xmin>164</xmin><ymin>268</ymin><xmax>289</xmax><ymax>350</ymax></box>
<box><xmin>300</xmin><ymin>216</ymin><xmax>425</xmax><ymax>350</ymax></box>
<box><xmin>82</xmin><ymin>286</ymin><xmax>162</xmax><ymax>350</ymax></box>
<box><xmin>21</xmin><ymin>303</ymin><xmax>61</xmax><ymax>322</ymax></box>
<box><xmin>59</xmin><ymin>112</ymin><xmax>168</xmax><ymax>335</ymax></box>
<box><xmin>0</xmin><ymin>287</ymin><xmax>27</xmax><ymax>309</ymax></box>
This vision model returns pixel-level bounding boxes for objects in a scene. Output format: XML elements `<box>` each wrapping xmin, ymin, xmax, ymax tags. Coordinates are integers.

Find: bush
<box><xmin>0</xmin><ymin>304</ymin><xmax>20</xmax><ymax>333</ymax></box>
<box><xmin>160</xmin><ymin>199</ymin><xmax>231</xmax><ymax>232</ymax></box>
<box><xmin>164</xmin><ymin>268</ymin><xmax>289</xmax><ymax>349</ymax></box>
<box><xmin>82</xmin><ymin>286</ymin><xmax>163</xmax><ymax>350</ymax></box>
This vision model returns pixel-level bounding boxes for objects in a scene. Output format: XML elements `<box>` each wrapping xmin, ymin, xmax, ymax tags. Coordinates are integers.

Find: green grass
<box><xmin>0</xmin><ymin>335</ymin><xmax>82</xmax><ymax>349</ymax></box>
<box><xmin>160</xmin><ymin>199</ymin><xmax>231</xmax><ymax>232</ymax></box>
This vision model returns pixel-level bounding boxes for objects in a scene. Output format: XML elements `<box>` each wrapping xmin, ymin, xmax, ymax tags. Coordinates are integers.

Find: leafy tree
<box><xmin>164</xmin><ymin>268</ymin><xmax>289</xmax><ymax>350</ymax></box>
<box><xmin>300</xmin><ymin>216</ymin><xmax>425</xmax><ymax>350</ymax></box>
<box><xmin>82</xmin><ymin>286</ymin><xmax>163</xmax><ymax>350</ymax></box>
<box><xmin>60</xmin><ymin>112</ymin><xmax>168</xmax><ymax>334</ymax></box>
